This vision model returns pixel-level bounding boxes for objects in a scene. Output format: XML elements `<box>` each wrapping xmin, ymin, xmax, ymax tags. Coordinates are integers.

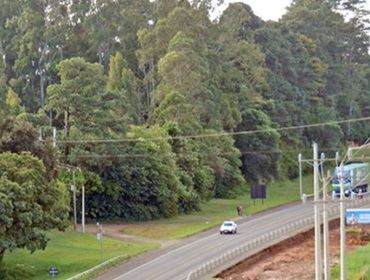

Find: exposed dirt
<box><xmin>217</xmin><ymin>220</ymin><xmax>370</xmax><ymax>280</ymax></box>
<box><xmin>77</xmin><ymin>224</ymin><xmax>178</xmax><ymax>247</ymax></box>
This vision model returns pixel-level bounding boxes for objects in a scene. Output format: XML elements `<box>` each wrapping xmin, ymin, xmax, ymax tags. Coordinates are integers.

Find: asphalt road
<box><xmin>95</xmin><ymin>202</ymin><xmax>315</xmax><ymax>280</ymax></box>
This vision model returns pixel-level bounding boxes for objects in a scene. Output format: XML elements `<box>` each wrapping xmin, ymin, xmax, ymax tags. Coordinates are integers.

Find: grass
<box><xmin>122</xmin><ymin>175</ymin><xmax>313</xmax><ymax>240</ymax></box>
<box><xmin>2</xmin><ymin>175</ymin><xmax>314</xmax><ymax>279</ymax></box>
<box><xmin>331</xmin><ymin>242</ymin><xmax>370</xmax><ymax>280</ymax></box>
<box><xmin>3</xmin><ymin>229</ymin><xmax>159</xmax><ymax>280</ymax></box>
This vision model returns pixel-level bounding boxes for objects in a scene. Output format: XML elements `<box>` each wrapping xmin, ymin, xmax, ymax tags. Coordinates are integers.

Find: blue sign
<box><xmin>346</xmin><ymin>208</ymin><xmax>370</xmax><ymax>225</ymax></box>
<box><xmin>49</xmin><ymin>266</ymin><xmax>59</xmax><ymax>277</ymax></box>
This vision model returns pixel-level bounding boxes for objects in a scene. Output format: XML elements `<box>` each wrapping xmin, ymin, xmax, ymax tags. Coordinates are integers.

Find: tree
<box><xmin>0</xmin><ymin>152</ymin><xmax>69</xmax><ymax>275</ymax></box>
<box><xmin>282</xmin><ymin>0</ymin><xmax>370</xmax><ymax>143</ymax></box>
<box><xmin>46</xmin><ymin>57</ymin><xmax>106</xmax><ymax>161</ymax></box>
<box><xmin>85</xmin><ymin>125</ymin><xmax>184</xmax><ymax>220</ymax></box>
<box><xmin>106</xmin><ymin>52</ymin><xmax>141</xmax><ymax>126</ymax></box>
<box><xmin>0</xmin><ymin>117</ymin><xmax>57</xmax><ymax>179</ymax></box>
<box><xmin>235</xmin><ymin>109</ymin><xmax>280</xmax><ymax>184</ymax></box>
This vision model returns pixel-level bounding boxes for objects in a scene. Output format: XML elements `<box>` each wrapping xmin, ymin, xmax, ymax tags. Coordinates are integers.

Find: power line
<box><xmin>61</xmin><ymin>149</ymin><xmax>283</xmax><ymax>159</ymax></box>
<box><xmin>61</xmin><ymin>147</ymin><xmax>346</xmax><ymax>160</ymax></box>
<box><xmin>52</xmin><ymin>116</ymin><xmax>370</xmax><ymax>144</ymax></box>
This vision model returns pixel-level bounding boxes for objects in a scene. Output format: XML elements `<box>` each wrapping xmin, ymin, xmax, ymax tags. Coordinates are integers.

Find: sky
<box><xmin>216</xmin><ymin>0</ymin><xmax>370</xmax><ymax>21</ymax></box>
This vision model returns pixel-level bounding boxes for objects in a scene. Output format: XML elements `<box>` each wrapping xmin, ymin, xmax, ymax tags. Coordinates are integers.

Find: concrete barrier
<box><xmin>187</xmin><ymin>197</ymin><xmax>370</xmax><ymax>280</ymax></box>
<box><xmin>67</xmin><ymin>255</ymin><xmax>127</xmax><ymax>280</ymax></box>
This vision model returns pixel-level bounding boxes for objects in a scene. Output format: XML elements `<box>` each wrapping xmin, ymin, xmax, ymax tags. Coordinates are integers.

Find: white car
<box><xmin>219</xmin><ymin>221</ymin><xmax>238</xmax><ymax>234</ymax></box>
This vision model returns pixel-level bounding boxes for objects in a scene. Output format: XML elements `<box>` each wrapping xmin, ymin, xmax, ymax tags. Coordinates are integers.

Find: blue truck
<box><xmin>332</xmin><ymin>162</ymin><xmax>369</xmax><ymax>198</ymax></box>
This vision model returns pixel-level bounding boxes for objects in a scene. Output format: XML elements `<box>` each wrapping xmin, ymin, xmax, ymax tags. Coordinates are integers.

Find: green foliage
<box><xmin>86</xmin><ymin>125</ymin><xmax>185</xmax><ymax>221</ymax></box>
<box><xmin>47</xmin><ymin>57</ymin><xmax>106</xmax><ymax>134</ymax></box>
<box><xmin>3</xmin><ymin>230</ymin><xmax>158</xmax><ymax>280</ymax></box>
<box><xmin>331</xmin><ymin>235</ymin><xmax>370</xmax><ymax>279</ymax></box>
<box><xmin>0</xmin><ymin>0</ymin><xmax>369</xmax><ymax>223</ymax></box>
<box><xmin>235</xmin><ymin>109</ymin><xmax>280</xmax><ymax>184</ymax></box>
<box><xmin>0</xmin><ymin>117</ymin><xmax>58</xmax><ymax>178</ymax></box>
<box><xmin>106</xmin><ymin>52</ymin><xmax>141</xmax><ymax>126</ymax></box>
<box><xmin>0</xmin><ymin>152</ymin><xmax>69</xmax><ymax>272</ymax></box>
<box><xmin>5</xmin><ymin>88</ymin><xmax>23</xmax><ymax>116</ymax></box>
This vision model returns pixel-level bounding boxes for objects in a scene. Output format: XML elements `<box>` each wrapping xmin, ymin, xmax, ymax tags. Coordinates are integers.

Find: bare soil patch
<box><xmin>217</xmin><ymin>220</ymin><xmax>370</xmax><ymax>280</ymax></box>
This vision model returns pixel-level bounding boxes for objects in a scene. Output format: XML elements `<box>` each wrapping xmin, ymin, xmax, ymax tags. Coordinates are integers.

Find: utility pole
<box><xmin>82</xmin><ymin>185</ymin><xmax>85</xmax><ymax>233</ymax></box>
<box><xmin>53</xmin><ymin>127</ymin><xmax>56</xmax><ymax>148</ymax></box>
<box><xmin>347</xmin><ymin>147</ymin><xmax>353</xmax><ymax>161</ymax></box>
<box><xmin>299</xmin><ymin>153</ymin><xmax>303</xmax><ymax>200</ymax></box>
<box><xmin>39</xmin><ymin>128</ymin><xmax>43</xmax><ymax>141</ymax></box>
<box><xmin>321</xmin><ymin>153</ymin><xmax>330</xmax><ymax>280</ymax></box>
<box><xmin>313</xmin><ymin>143</ymin><xmax>322</xmax><ymax>280</ymax></box>
<box><xmin>336</xmin><ymin>151</ymin><xmax>340</xmax><ymax>166</ymax></box>
<box><xmin>72</xmin><ymin>169</ymin><xmax>77</xmax><ymax>231</ymax></box>
<box><xmin>340</xmin><ymin>163</ymin><xmax>347</xmax><ymax>280</ymax></box>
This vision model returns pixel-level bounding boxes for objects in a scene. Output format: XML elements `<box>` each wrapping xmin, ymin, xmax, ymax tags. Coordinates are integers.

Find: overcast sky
<box><xmin>215</xmin><ymin>0</ymin><xmax>370</xmax><ymax>21</ymax></box>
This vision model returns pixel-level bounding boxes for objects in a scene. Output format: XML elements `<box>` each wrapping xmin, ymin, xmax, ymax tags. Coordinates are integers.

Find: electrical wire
<box><xmin>50</xmin><ymin>116</ymin><xmax>370</xmax><ymax>144</ymax></box>
<box><xmin>60</xmin><ymin>149</ymin><xmax>284</xmax><ymax>159</ymax></box>
<box><xmin>59</xmin><ymin>146</ymin><xmax>349</xmax><ymax>160</ymax></box>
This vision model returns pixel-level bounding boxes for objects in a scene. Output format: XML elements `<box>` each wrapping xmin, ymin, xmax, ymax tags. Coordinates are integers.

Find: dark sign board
<box><xmin>251</xmin><ymin>184</ymin><xmax>267</xmax><ymax>199</ymax></box>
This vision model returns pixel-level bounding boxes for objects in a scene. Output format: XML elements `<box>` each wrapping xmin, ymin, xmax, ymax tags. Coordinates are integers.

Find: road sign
<box><xmin>96</xmin><ymin>223</ymin><xmax>103</xmax><ymax>261</ymax></box>
<box><xmin>96</xmin><ymin>223</ymin><xmax>103</xmax><ymax>240</ymax></box>
<box><xmin>346</xmin><ymin>208</ymin><xmax>370</xmax><ymax>225</ymax></box>
<box><xmin>49</xmin><ymin>266</ymin><xmax>59</xmax><ymax>277</ymax></box>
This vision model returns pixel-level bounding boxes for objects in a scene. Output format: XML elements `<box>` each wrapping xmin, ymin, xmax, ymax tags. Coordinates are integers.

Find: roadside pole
<box><xmin>299</xmin><ymin>153</ymin><xmax>303</xmax><ymax>200</ymax></box>
<box><xmin>335</xmin><ymin>152</ymin><xmax>340</xmax><ymax>166</ymax></box>
<box><xmin>321</xmin><ymin>155</ymin><xmax>330</xmax><ymax>280</ymax></box>
<box><xmin>82</xmin><ymin>185</ymin><xmax>85</xmax><ymax>233</ymax></box>
<box><xmin>72</xmin><ymin>169</ymin><xmax>77</xmax><ymax>231</ymax></box>
<box><xmin>347</xmin><ymin>147</ymin><xmax>353</xmax><ymax>161</ymax></box>
<box><xmin>313</xmin><ymin>143</ymin><xmax>322</xmax><ymax>280</ymax></box>
<box><xmin>340</xmin><ymin>163</ymin><xmax>347</xmax><ymax>280</ymax></box>
<box><xmin>52</xmin><ymin>127</ymin><xmax>56</xmax><ymax>148</ymax></box>
<box><xmin>97</xmin><ymin>223</ymin><xmax>103</xmax><ymax>262</ymax></box>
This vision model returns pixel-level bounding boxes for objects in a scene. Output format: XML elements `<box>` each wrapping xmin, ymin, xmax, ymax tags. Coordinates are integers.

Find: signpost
<box><xmin>49</xmin><ymin>266</ymin><xmax>59</xmax><ymax>277</ymax></box>
<box><xmin>97</xmin><ymin>223</ymin><xmax>103</xmax><ymax>262</ymax></box>
<box><xmin>251</xmin><ymin>184</ymin><xmax>267</xmax><ymax>205</ymax></box>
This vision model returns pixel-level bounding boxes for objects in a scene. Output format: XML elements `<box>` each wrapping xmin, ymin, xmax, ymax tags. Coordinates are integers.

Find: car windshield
<box><xmin>223</xmin><ymin>222</ymin><xmax>233</xmax><ymax>226</ymax></box>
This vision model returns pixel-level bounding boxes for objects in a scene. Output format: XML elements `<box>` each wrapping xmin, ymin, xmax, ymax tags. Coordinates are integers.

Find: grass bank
<box><xmin>332</xmin><ymin>242</ymin><xmax>370</xmax><ymax>279</ymax></box>
<box><xmin>3</xmin><ymin>230</ymin><xmax>159</xmax><ymax>280</ymax></box>
<box><xmin>122</xmin><ymin>175</ymin><xmax>313</xmax><ymax>240</ymax></box>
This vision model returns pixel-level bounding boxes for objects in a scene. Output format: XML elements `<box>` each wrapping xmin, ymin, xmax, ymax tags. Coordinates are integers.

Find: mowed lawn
<box><xmin>3</xmin><ymin>230</ymin><xmax>159</xmax><ymax>280</ymax></box>
<box><xmin>122</xmin><ymin>175</ymin><xmax>313</xmax><ymax>240</ymax></box>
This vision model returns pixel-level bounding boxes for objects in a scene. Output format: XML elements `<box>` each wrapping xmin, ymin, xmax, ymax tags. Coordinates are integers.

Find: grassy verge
<box><xmin>331</xmin><ymin>242</ymin><xmax>370</xmax><ymax>279</ymax></box>
<box><xmin>2</xmin><ymin>175</ymin><xmax>314</xmax><ymax>279</ymax></box>
<box><xmin>3</xmin><ymin>230</ymin><xmax>159</xmax><ymax>280</ymax></box>
<box><xmin>122</xmin><ymin>175</ymin><xmax>313</xmax><ymax>240</ymax></box>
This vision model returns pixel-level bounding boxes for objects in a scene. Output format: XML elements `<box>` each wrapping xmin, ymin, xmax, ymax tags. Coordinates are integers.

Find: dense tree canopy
<box><xmin>0</xmin><ymin>0</ymin><xmax>369</xmax><ymax>224</ymax></box>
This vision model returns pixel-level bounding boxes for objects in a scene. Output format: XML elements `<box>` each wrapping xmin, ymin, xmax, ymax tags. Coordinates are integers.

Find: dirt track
<box><xmin>217</xmin><ymin>220</ymin><xmax>370</xmax><ymax>280</ymax></box>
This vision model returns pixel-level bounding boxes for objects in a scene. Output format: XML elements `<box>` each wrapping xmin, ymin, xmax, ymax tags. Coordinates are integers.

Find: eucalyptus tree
<box><xmin>106</xmin><ymin>52</ymin><xmax>141</xmax><ymax>127</ymax></box>
<box><xmin>283</xmin><ymin>0</ymin><xmax>370</xmax><ymax>143</ymax></box>
<box><xmin>46</xmin><ymin>57</ymin><xmax>106</xmax><ymax>161</ymax></box>
<box><xmin>216</xmin><ymin>3</ymin><xmax>281</xmax><ymax>183</ymax></box>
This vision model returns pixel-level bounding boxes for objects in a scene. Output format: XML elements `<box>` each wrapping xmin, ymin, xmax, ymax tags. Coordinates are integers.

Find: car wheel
<box><xmin>220</xmin><ymin>231</ymin><xmax>223</xmax><ymax>235</ymax></box>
